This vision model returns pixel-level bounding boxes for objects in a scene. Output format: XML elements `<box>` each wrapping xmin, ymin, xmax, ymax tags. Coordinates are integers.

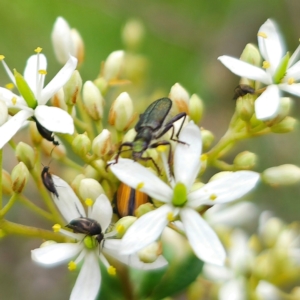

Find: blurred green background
<box><xmin>1</xmin><ymin>0</ymin><xmax>300</xmax><ymax>299</ymax></box>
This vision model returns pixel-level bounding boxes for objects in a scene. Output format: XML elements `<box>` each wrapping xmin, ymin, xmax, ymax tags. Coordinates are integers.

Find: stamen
<box><xmin>262</xmin><ymin>61</ymin><xmax>270</xmax><ymax>69</ymax></box>
<box><xmin>209</xmin><ymin>194</ymin><xmax>217</xmax><ymax>201</ymax></box>
<box><xmin>38</xmin><ymin>69</ymin><xmax>47</xmax><ymax>75</ymax></box>
<box><xmin>136</xmin><ymin>182</ymin><xmax>144</xmax><ymax>190</ymax></box>
<box><xmin>107</xmin><ymin>265</ymin><xmax>116</xmax><ymax>276</ymax></box>
<box><xmin>157</xmin><ymin>145</ymin><xmax>167</xmax><ymax>152</ymax></box>
<box><xmin>288</xmin><ymin>78</ymin><xmax>295</xmax><ymax>85</ymax></box>
<box><xmin>116</xmin><ymin>224</ymin><xmax>125</xmax><ymax>234</ymax></box>
<box><xmin>167</xmin><ymin>212</ymin><xmax>175</xmax><ymax>221</ymax></box>
<box><xmin>34</xmin><ymin>47</ymin><xmax>43</xmax><ymax>53</ymax></box>
<box><xmin>85</xmin><ymin>198</ymin><xmax>94</xmax><ymax>206</ymax></box>
<box><xmin>68</xmin><ymin>261</ymin><xmax>77</xmax><ymax>271</ymax></box>
<box><xmin>11</xmin><ymin>97</ymin><xmax>17</xmax><ymax>105</ymax></box>
<box><xmin>258</xmin><ymin>32</ymin><xmax>267</xmax><ymax>39</ymax></box>
<box><xmin>201</xmin><ymin>154</ymin><xmax>207</xmax><ymax>162</ymax></box>
<box><xmin>52</xmin><ymin>224</ymin><xmax>61</xmax><ymax>232</ymax></box>
<box><xmin>0</xmin><ymin>55</ymin><xmax>5</xmax><ymax>60</ymax></box>
<box><xmin>5</xmin><ymin>83</ymin><xmax>14</xmax><ymax>90</ymax></box>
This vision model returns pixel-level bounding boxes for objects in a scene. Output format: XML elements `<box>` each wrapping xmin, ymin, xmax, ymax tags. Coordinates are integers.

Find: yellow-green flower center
<box><xmin>172</xmin><ymin>182</ymin><xmax>187</xmax><ymax>207</ymax></box>
<box><xmin>84</xmin><ymin>236</ymin><xmax>98</xmax><ymax>249</ymax></box>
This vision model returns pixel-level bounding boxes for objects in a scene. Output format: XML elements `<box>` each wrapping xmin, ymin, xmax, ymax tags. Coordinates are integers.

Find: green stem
<box><xmin>61</xmin><ymin>156</ymin><xmax>84</xmax><ymax>172</ymax></box>
<box><xmin>0</xmin><ymin>219</ymin><xmax>68</xmax><ymax>242</ymax></box>
<box><xmin>0</xmin><ymin>193</ymin><xmax>18</xmax><ymax>218</ymax></box>
<box><xmin>0</xmin><ymin>149</ymin><xmax>2</xmax><ymax>208</ymax></box>
<box><xmin>211</xmin><ymin>160</ymin><xmax>236</xmax><ymax>171</ymax></box>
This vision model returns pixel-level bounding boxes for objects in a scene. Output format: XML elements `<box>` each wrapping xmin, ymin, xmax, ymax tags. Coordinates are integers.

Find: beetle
<box><xmin>41</xmin><ymin>165</ymin><xmax>59</xmax><ymax>198</ymax></box>
<box><xmin>114</xmin><ymin>182</ymin><xmax>150</xmax><ymax>217</ymax></box>
<box><xmin>33</xmin><ymin>117</ymin><xmax>59</xmax><ymax>146</ymax></box>
<box><xmin>107</xmin><ymin>97</ymin><xmax>187</xmax><ymax>173</ymax></box>
<box><xmin>66</xmin><ymin>217</ymin><xmax>104</xmax><ymax>245</ymax></box>
<box><xmin>233</xmin><ymin>84</ymin><xmax>255</xmax><ymax>100</ymax></box>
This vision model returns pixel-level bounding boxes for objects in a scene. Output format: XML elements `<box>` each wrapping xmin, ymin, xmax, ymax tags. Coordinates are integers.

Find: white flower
<box><xmin>109</xmin><ymin>122</ymin><xmax>260</xmax><ymax>266</ymax></box>
<box><xmin>218</xmin><ymin>19</ymin><xmax>300</xmax><ymax>121</ymax></box>
<box><xmin>0</xmin><ymin>50</ymin><xmax>77</xmax><ymax>148</ymax></box>
<box><xmin>32</xmin><ymin>176</ymin><xmax>167</xmax><ymax>300</ymax></box>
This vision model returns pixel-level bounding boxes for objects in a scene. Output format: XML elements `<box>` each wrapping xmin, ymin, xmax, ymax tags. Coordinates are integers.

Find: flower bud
<box><xmin>135</xmin><ymin>203</ymin><xmax>155</xmax><ymax>218</ymax></box>
<box><xmin>240</xmin><ymin>43</ymin><xmax>262</xmax><ymax>67</ymax></box>
<box><xmin>262</xmin><ymin>164</ymin><xmax>300</xmax><ymax>186</ymax></box>
<box><xmin>138</xmin><ymin>242</ymin><xmax>162</xmax><ymax>263</ymax></box>
<box><xmin>260</xmin><ymin>217</ymin><xmax>284</xmax><ymax>248</ymax></box>
<box><xmin>209</xmin><ymin>171</ymin><xmax>233</xmax><ymax>182</ymax></box>
<box><xmin>83</xmin><ymin>165</ymin><xmax>100</xmax><ymax>181</ymax></box>
<box><xmin>103</xmin><ymin>50</ymin><xmax>125</xmax><ymax>81</ymax></box>
<box><xmin>122</xmin><ymin>19</ymin><xmax>145</xmax><ymax>50</ymax></box>
<box><xmin>114</xmin><ymin>216</ymin><xmax>136</xmax><ymax>238</ymax></box>
<box><xmin>63</xmin><ymin>70</ymin><xmax>82</xmax><ymax>105</ymax></box>
<box><xmin>94</xmin><ymin>77</ymin><xmax>108</xmax><ymax>96</ymax></box>
<box><xmin>72</xmin><ymin>133</ymin><xmax>91</xmax><ymax>157</ymax></box>
<box><xmin>71</xmin><ymin>174</ymin><xmax>85</xmax><ymax>195</ymax></box>
<box><xmin>201</xmin><ymin>129</ymin><xmax>214</xmax><ymax>150</ymax></box>
<box><xmin>82</xmin><ymin>81</ymin><xmax>104</xmax><ymax>120</ymax></box>
<box><xmin>270</xmin><ymin>116</ymin><xmax>296</xmax><ymax>133</ymax></box>
<box><xmin>15</xmin><ymin>142</ymin><xmax>36</xmax><ymax>170</ymax></box>
<box><xmin>92</xmin><ymin>129</ymin><xmax>112</xmax><ymax>157</ymax></box>
<box><xmin>108</xmin><ymin>92</ymin><xmax>134</xmax><ymax>131</ymax></box>
<box><xmin>265</xmin><ymin>97</ymin><xmax>291</xmax><ymax>126</ymax></box>
<box><xmin>169</xmin><ymin>83</ymin><xmax>189</xmax><ymax>114</ymax></box>
<box><xmin>2</xmin><ymin>169</ymin><xmax>12</xmax><ymax>194</ymax></box>
<box><xmin>51</xmin><ymin>17</ymin><xmax>75</xmax><ymax>64</ymax></box>
<box><xmin>233</xmin><ymin>151</ymin><xmax>257</xmax><ymax>170</ymax></box>
<box><xmin>236</xmin><ymin>94</ymin><xmax>255</xmax><ymax>121</ymax></box>
<box><xmin>41</xmin><ymin>140</ymin><xmax>66</xmax><ymax>160</ymax></box>
<box><xmin>0</xmin><ymin>100</ymin><xmax>8</xmax><ymax>126</ymax></box>
<box><xmin>71</xmin><ymin>29</ymin><xmax>85</xmax><ymax>66</ymax></box>
<box><xmin>79</xmin><ymin>178</ymin><xmax>104</xmax><ymax>202</ymax></box>
<box><xmin>11</xmin><ymin>162</ymin><xmax>29</xmax><ymax>193</ymax></box>
<box><xmin>29</xmin><ymin>122</ymin><xmax>43</xmax><ymax>145</ymax></box>
<box><xmin>189</xmin><ymin>94</ymin><xmax>204</xmax><ymax>124</ymax></box>
<box><xmin>51</xmin><ymin>88</ymin><xmax>67</xmax><ymax>110</ymax></box>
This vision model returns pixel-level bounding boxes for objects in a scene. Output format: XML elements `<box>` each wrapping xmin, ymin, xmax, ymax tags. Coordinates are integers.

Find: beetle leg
<box><xmin>106</xmin><ymin>142</ymin><xmax>133</xmax><ymax>171</ymax></box>
<box><xmin>138</xmin><ymin>155</ymin><xmax>162</xmax><ymax>176</ymax></box>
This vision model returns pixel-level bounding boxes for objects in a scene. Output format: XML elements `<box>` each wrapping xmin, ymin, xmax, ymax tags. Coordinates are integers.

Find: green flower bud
<box><xmin>260</xmin><ymin>217</ymin><xmax>284</xmax><ymax>248</ymax></box>
<box><xmin>0</xmin><ymin>100</ymin><xmax>8</xmax><ymax>126</ymax></box>
<box><xmin>270</xmin><ymin>116</ymin><xmax>297</xmax><ymax>133</ymax></box>
<box><xmin>233</xmin><ymin>151</ymin><xmax>257</xmax><ymax>170</ymax></box>
<box><xmin>169</xmin><ymin>83</ymin><xmax>189</xmax><ymax>114</ymax></box>
<box><xmin>83</xmin><ymin>165</ymin><xmax>100</xmax><ymax>181</ymax></box>
<box><xmin>71</xmin><ymin>29</ymin><xmax>85</xmax><ymax>66</ymax></box>
<box><xmin>103</xmin><ymin>50</ymin><xmax>124</xmax><ymax>81</ymax></box>
<box><xmin>79</xmin><ymin>178</ymin><xmax>104</xmax><ymax>202</ymax></box>
<box><xmin>29</xmin><ymin>122</ymin><xmax>43</xmax><ymax>145</ymax></box>
<box><xmin>41</xmin><ymin>140</ymin><xmax>66</xmax><ymax>160</ymax></box>
<box><xmin>236</xmin><ymin>94</ymin><xmax>255</xmax><ymax>121</ymax></box>
<box><xmin>82</xmin><ymin>80</ymin><xmax>104</xmax><ymax>120</ymax></box>
<box><xmin>94</xmin><ymin>77</ymin><xmax>108</xmax><ymax>95</ymax></box>
<box><xmin>108</xmin><ymin>92</ymin><xmax>134</xmax><ymax>131</ymax></box>
<box><xmin>51</xmin><ymin>88</ymin><xmax>67</xmax><ymax>110</ymax></box>
<box><xmin>92</xmin><ymin>159</ymin><xmax>110</xmax><ymax>179</ymax></box>
<box><xmin>189</xmin><ymin>94</ymin><xmax>204</xmax><ymax>124</ymax></box>
<box><xmin>2</xmin><ymin>169</ymin><xmax>12</xmax><ymax>194</ymax></box>
<box><xmin>114</xmin><ymin>216</ymin><xmax>136</xmax><ymax>238</ymax></box>
<box><xmin>265</xmin><ymin>97</ymin><xmax>291</xmax><ymax>126</ymax></box>
<box><xmin>71</xmin><ymin>174</ymin><xmax>85</xmax><ymax>195</ymax></box>
<box><xmin>201</xmin><ymin>129</ymin><xmax>214</xmax><ymax>150</ymax></box>
<box><xmin>11</xmin><ymin>162</ymin><xmax>29</xmax><ymax>193</ymax></box>
<box><xmin>72</xmin><ymin>133</ymin><xmax>91</xmax><ymax>157</ymax></box>
<box><xmin>135</xmin><ymin>203</ymin><xmax>155</xmax><ymax>218</ymax></box>
<box><xmin>64</xmin><ymin>70</ymin><xmax>82</xmax><ymax>105</ymax></box>
<box><xmin>92</xmin><ymin>129</ymin><xmax>112</xmax><ymax>157</ymax></box>
<box><xmin>14</xmin><ymin>69</ymin><xmax>37</xmax><ymax>109</ymax></box>
<box><xmin>138</xmin><ymin>242</ymin><xmax>162</xmax><ymax>263</ymax></box>
<box><xmin>262</xmin><ymin>164</ymin><xmax>300</xmax><ymax>186</ymax></box>
<box><xmin>240</xmin><ymin>43</ymin><xmax>261</xmax><ymax>67</ymax></box>
<box><xmin>122</xmin><ymin>19</ymin><xmax>145</xmax><ymax>50</ymax></box>
<box><xmin>15</xmin><ymin>142</ymin><xmax>36</xmax><ymax>170</ymax></box>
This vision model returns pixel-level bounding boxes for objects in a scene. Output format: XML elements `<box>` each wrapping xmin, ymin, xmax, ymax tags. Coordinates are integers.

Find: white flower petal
<box><xmin>188</xmin><ymin>171</ymin><xmax>260</xmax><ymax>207</ymax></box>
<box><xmin>91</xmin><ymin>194</ymin><xmax>112</xmax><ymax>232</ymax></box>
<box><xmin>203</xmin><ymin>263</ymin><xmax>232</xmax><ymax>281</ymax></box>
<box><xmin>256</xmin><ymin>280</ymin><xmax>281</xmax><ymax>300</ymax></box>
<box><xmin>24</xmin><ymin>54</ymin><xmax>47</xmax><ymax>95</ymax></box>
<box><xmin>31</xmin><ymin>243</ymin><xmax>82</xmax><ymax>266</ymax></box>
<box><xmin>180</xmin><ymin>208</ymin><xmax>225</xmax><ymax>266</ymax></box>
<box><xmin>35</xmin><ymin>105</ymin><xmax>74</xmax><ymax>134</ymax></box>
<box><xmin>219</xmin><ymin>278</ymin><xmax>247</xmax><ymax>300</ymax></box>
<box><xmin>258</xmin><ymin>19</ymin><xmax>284</xmax><ymax>73</ymax></box>
<box><xmin>51</xmin><ymin>175</ymin><xmax>86</xmax><ymax>222</ymax></box>
<box><xmin>288</xmin><ymin>44</ymin><xmax>300</xmax><ymax>67</ymax></box>
<box><xmin>218</xmin><ymin>56</ymin><xmax>272</xmax><ymax>85</ymax></box>
<box><xmin>70</xmin><ymin>251</ymin><xmax>101</xmax><ymax>300</ymax></box>
<box><xmin>109</xmin><ymin>158</ymin><xmax>173</xmax><ymax>202</ymax></box>
<box><xmin>0</xmin><ymin>110</ymin><xmax>32</xmax><ymax>149</ymax></box>
<box><xmin>279</xmin><ymin>83</ymin><xmax>300</xmax><ymax>97</ymax></box>
<box><xmin>284</xmin><ymin>60</ymin><xmax>300</xmax><ymax>81</ymax></box>
<box><xmin>40</xmin><ymin>55</ymin><xmax>77</xmax><ymax>104</ymax></box>
<box><xmin>254</xmin><ymin>85</ymin><xmax>281</xmax><ymax>120</ymax></box>
<box><xmin>121</xmin><ymin>204</ymin><xmax>171</xmax><ymax>254</ymax></box>
<box><xmin>174</xmin><ymin>122</ymin><xmax>202</xmax><ymax>190</ymax></box>
<box><xmin>0</xmin><ymin>87</ymin><xmax>27</xmax><ymax>107</ymax></box>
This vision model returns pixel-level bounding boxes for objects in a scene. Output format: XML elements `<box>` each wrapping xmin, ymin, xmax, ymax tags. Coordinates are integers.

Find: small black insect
<box><xmin>66</xmin><ymin>217</ymin><xmax>104</xmax><ymax>245</ymax></box>
<box><xmin>33</xmin><ymin>117</ymin><xmax>59</xmax><ymax>145</ymax></box>
<box><xmin>41</xmin><ymin>166</ymin><xmax>59</xmax><ymax>198</ymax></box>
<box><xmin>233</xmin><ymin>84</ymin><xmax>255</xmax><ymax>100</ymax></box>
<box><xmin>107</xmin><ymin>97</ymin><xmax>187</xmax><ymax>174</ymax></box>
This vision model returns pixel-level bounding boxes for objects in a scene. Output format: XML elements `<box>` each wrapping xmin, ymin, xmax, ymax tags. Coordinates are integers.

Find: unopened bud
<box><xmin>83</xmin><ymin>165</ymin><xmax>100</xmax><ymax>181</ymax></box>
<box><xmin>51</xmin><ymin>88</ymin><xmax>67</xmax><ymax>110</ymax></box>
<box><xmin>109</xmin><ymin>92</ymin><xmax>134</xmax><ymax>131</ymax></box>
<box><xmin>41</xmin><ymin>140</ymin><xmax>66</xmax><ymax>160</ymax></box>
<box><xmin>262</xmin><ymin>164</ymin><xmax>300</xmax><ymax>186</ymax></box>
<box><xmin>260</xmin><ymin>217</ymin><xmax>284</xmax><ymax>248</ymax></box>
<box><xmin>103</xmin><ymin>50</ymin><xmax>124</xmax><ymax>81</ymax></box>
<box><xmin>201</xmin><ymin>129</ymin><xmax>214</xmax><ymax>150</ymax></box>
<box><xmin>72</xmin><ymin>133</ymin><xmax>91</xmax><ymax>157</ymax></box>
<box><xmin>233</xmin><ymin>151</ymin><xmax>257</xmax><ymax>170</ymax></box>
<box><xmin>209</xmin><ymin>171</ymin><xmax>233</xmax><ymax>182</ymax></box>
<box><xmin>265</xmin><ymin>97</ymin><xmax>291</xmax><ymax>126</ymax></box>
<box><xmin>114</xmin><ymin>216</ymin><xmax>136</xmax><ymax>238</ymax></box>
<box><xmin>11</xmin><ymin>162</ymin><xmax>29</xmax><ymax>193</ymax></box>
<box><xmin>64</xmin><ymin>70</ymin><xmax>82</xmax><ymax>105</ymax></box>
<box><xmin>71</xmin><ymin>29</ymin><xmax>85</xmax><ymax>66</ymax></box>
<box><xmin>189</xmin><ymin>94</ymin><xmax>204</xmax><ymax>124</ymax></box>
<box><xmin>138</xmin><ymin>242</ymin><xmax>162</xmax><ymax>263</ymax></box>
<box><xmin>0</xmin><ymin>100</ymin><xmax>8</xmax><ymax>126</ymax></box>
<box><xmin>122</xmin><ymin>19</ymin><xmax>145</xmax><ymax>50</ymax></box>
<box><xmin>71</xmin><ymin>174</ymin><xmax>85</xmax><ymax>195</ymax></box>
<box><xmin>240</xmin><ymin>43</ymin><xmax>262</xmax><ymax>67</ymax></box>
<box><xmin>135</xmin><ymin>203</ymin><xmax>155</xmax><ymax>218</ymax></box>
<box><xmin>29</xmin><ymin>122</ymin><xmax>43</xmax><ymax>145</ymax></box>
<box><xmin>82</xmin><ymin>81</ymin><xmax>104</xmax><ymax>120</ymax></box>
<box><xmin>79</xmin><ymin>178</ymin><xmax>104</xmax><ymax>202</ymax></box>
<box><xmin>169</xmin><ymin>83</ymin><xmax>189</xmax><ymax>114</ymax></box>
<box><xmin>94</xmin><ymin>77</ymin><xmax>108</xmax><ymax>96</ymax></box>
<box><xmin>2</xmin><ymin>169</ymin><xmax>12</xmax><ymax>194</ymax></box>
<box><xmin>236</xmin><ymin>94</ymin><xmax>255</xmax><ymax>121</ymax></box>
<box><xmin>15</xmin><ymin>142</ymin><xmax>36</xmax><ymax>170</ymax></box>
<box><xmin>92</xmin><ymin>129</ymin><xmax>112</xmax><ymax>157</ymax></box>
<box><xmin>270</xmin><ymin>116</ymin><xmax>296</xmax><ymax>133</ymax></box>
